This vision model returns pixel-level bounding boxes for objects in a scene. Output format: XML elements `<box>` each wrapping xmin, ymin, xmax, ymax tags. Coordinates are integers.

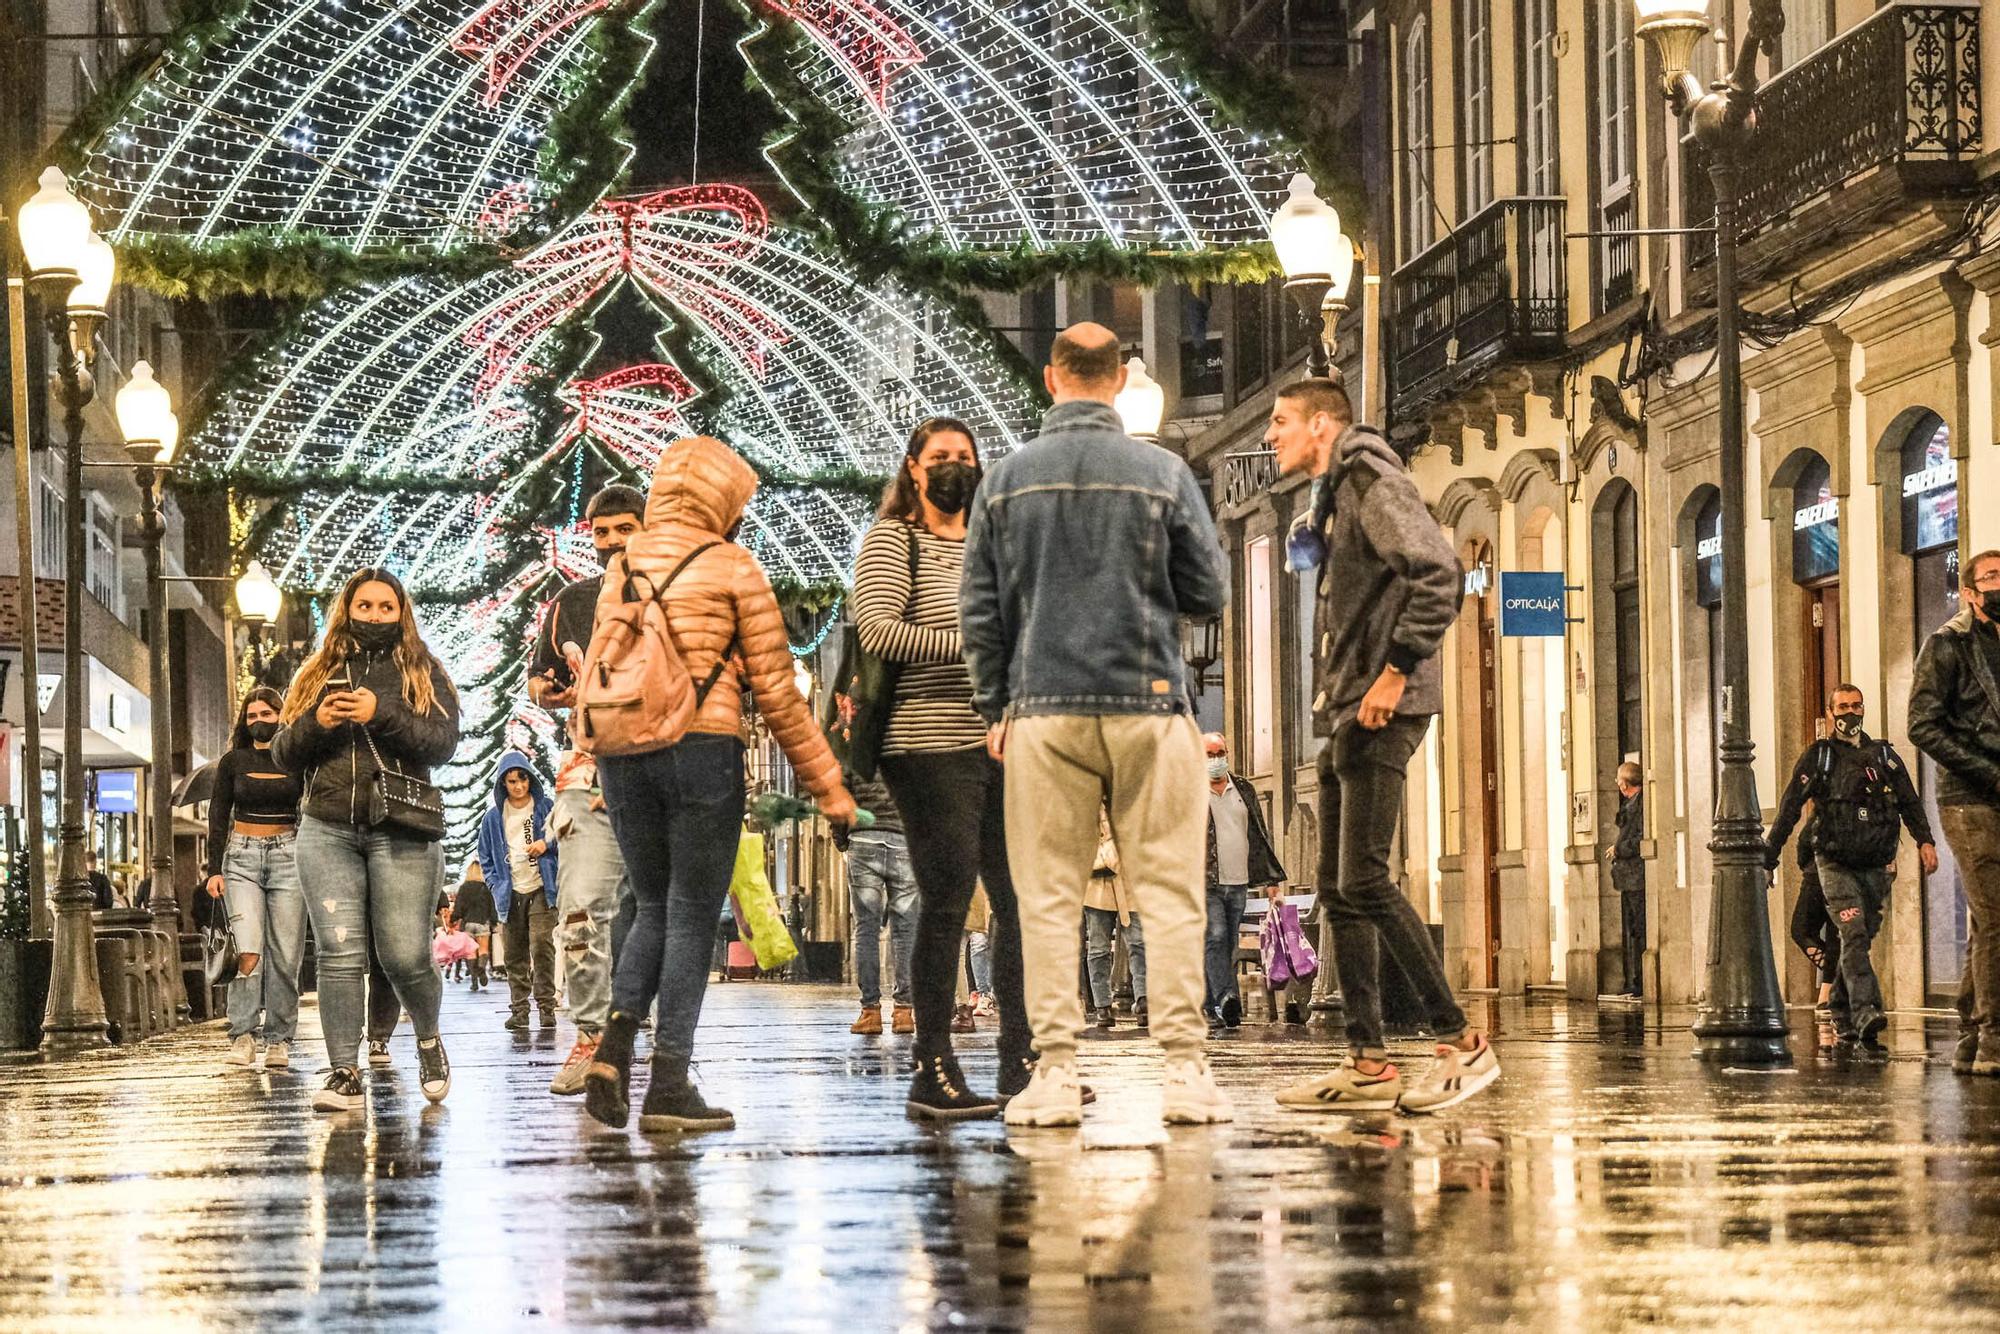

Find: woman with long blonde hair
<box><xmin>271</xmin><ymin>567</ymin><xmax>462</xmax><ymax>1113</ymax></box>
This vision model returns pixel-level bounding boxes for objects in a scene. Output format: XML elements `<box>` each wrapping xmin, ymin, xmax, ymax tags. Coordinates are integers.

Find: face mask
<box><xmin>1832</xmin><ymin>712</ymin><xmax>1863</xmax><ymax>738</ymax></box>
<box><xmin>1981</xmin><ymin>589</ymin><xmax>2000</xmax><ymax>622</ymax></box>
<box><xmin>247</xmin><ymin>720</ymin><xmax>279</xmax><ymax>743</ymax></box>
<box><xmin>349</xmin><ymin>620</ymin><xmax>401</xmax><ymax>653</ymax></box>
<box><xmin>1206</xmin><ymin>756</ymin><xmax>1229</xmax><ymax>781</ymax></box>
<box><xmin>924</xmin><ymin>461</ymin><xmax>981</xmax><ymax>515</ymax></box>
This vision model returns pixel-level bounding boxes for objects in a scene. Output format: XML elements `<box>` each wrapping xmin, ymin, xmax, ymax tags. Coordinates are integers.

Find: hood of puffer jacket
<box><xmin>646</xmin><ymin>436</ymin><xmax>758</xmax><ymax>537</ymax></box>
<box><xmin>490</xmin><ymin>748</ymin><xmax>543</xmax><ymax>804</ymax></box>
<box><xmin>1333</xmin><ymin>422</ymin><xmax>1407</xmax><ymax>475</ymax></box>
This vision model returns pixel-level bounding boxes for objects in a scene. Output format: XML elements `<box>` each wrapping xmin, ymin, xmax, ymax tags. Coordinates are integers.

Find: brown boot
<box><xmin>850</xmin><ymin>1005</ymin><xmax>883</xmax><ymax>1036</ymax></box>
<box><xmin>950</xmin><ymin>1003</ymin><xmax>975</xmax><ymax>1034</ymax></box>
<box><xmin>892</xmin><ymin>1004</ymin><xmax>916</xmax><ymax>1035</ymax></box>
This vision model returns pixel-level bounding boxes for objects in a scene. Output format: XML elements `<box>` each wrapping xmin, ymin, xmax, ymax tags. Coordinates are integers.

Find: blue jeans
<box><xmin>968</xmin><ymin>931</ymin><xmax>993</xmax><ymax>996</ymax></box>
<box><xmin>847</xmin><ymin>831</ymin><xmax>917</xmax><ymax>1007</ymax></box>
<box><xmin>1085</xmin><ymin>906</ymin><xmax>1146</xmax><ymax>1007</ymax></box>
<box><xmin>295</xmin><ymin>815</ymin><xmax>445</xmax><ymax>1070</ymax></box>
<box><xmin>1204</xmin><ymin>884</ymin><xmax>1248</xmax><ymax>1011</ymax></box>
<box><xmin>220</xmin><ymin>831</ymin><xmax>306</xmax><ymax>1043</ymax></box>
<box><xmin>600</xmin><ymin>734</ymin><xmax>746</xmax><ymax>1071</ymax></box>
<box><xmin>553</xmin><ymin>788</ymin><xmax>631</xmax><ymax>1033</ymax></box>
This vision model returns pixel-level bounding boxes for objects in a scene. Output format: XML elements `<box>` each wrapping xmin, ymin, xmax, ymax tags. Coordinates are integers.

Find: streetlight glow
<box><xmin>1114</xmin><ymin>356</ymin><xmax>1166</xmax><ymax>440</ymax></box>
<box><xmin>235</xmin><ymin>560</ymin><xmax>284</xmax><ymax>625</ymax></box>
<box><xmin>1268</xmin><ymin>173</ymin><xmax>1355</xmax><ymax>300</ymax></box>
<box><xmin>115</xmin><ymin>360</ymin><xmax>176</xmax><ymax>462</ymax></box>
<box><xmin>16</xmin><ymin>166</ymin><xmax>94</xmax><ymax>284</ymax></box>
<box><xmin>69</xmin><ymin>232</ymin><xmax>117</xmax><ymax>319</ymax></box>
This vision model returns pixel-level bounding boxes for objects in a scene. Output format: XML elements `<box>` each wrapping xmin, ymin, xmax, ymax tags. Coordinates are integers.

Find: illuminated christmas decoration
<box><xmin>754</xmin><ymin>0</ymin><xmax>1302</xmax><ymax>250</ymax></box>
<box><xmin>76</xmin><ymin>0</ymin><xmax>642</xmax><ymax>250</ymax></box>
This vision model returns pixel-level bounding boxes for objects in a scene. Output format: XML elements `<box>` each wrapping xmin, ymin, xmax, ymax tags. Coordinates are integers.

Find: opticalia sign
<box><xmin>1499</xmin><ymin>571</ymin><xmax>1568</xmax><ymax>637</ymax></box>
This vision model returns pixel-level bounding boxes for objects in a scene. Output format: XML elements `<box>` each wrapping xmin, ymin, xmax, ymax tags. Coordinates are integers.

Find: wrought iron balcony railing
<box><xmin>1389</xmin><ymin>196</ymin><xmax>1567</xmax><ymax>413</ymax></box>
<box><xmin>1683</xmin><ymin>1</ymin><xmax>1980</xmax><ymax>267</ymax></box>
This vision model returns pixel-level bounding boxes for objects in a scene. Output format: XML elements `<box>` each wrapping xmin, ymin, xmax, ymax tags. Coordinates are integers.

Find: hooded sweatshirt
<box><xmin>1309</xmin><ymin>423</ymin><xmax>1462</xmax><ymax>732</ymax></box>
<box><xmin>602</xmin><ymin>436</ymin><xmax>843</xmax><ymax>798</ymax></box>
<box><xmin>474</xmin><ymin>749</ymin><xmax>557</xmax><ymax>921</ymax></box>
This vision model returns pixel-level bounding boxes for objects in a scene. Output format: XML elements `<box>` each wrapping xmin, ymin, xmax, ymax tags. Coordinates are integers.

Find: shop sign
<box><xmin>1463</xmin><ymin>561</ymin><xmax>1491</xmax><ymax>598</ymax></box>
<box><xmin>1499</xmin><ymin>572</ymin><xmax>1568</xmax><ymax>637</ymax></box>
<box><xmin>1792</xmin><ymin>497</ymin><xmax>1839</xmax><ymax>530</ymax></box>
<box><xmin>96</xmin><ymin>769</ymin><xmax>139</xmax><ymax>815</ymax></box>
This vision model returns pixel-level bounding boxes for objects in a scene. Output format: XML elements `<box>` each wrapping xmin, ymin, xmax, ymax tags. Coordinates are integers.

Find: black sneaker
<box><xmin>1284</xmin><ymin>1001</ymin><xmax>1307</xmax><ymax>1026</ymax></box>
<box><xmin>1092</xmin><ymin>1006</ymin><xmax>1116</xmax><ymax>1031</ymax></box>
<box><xmin>584</xmin><ymin>1011</ymin><xmax>639</xmax><ymax>1129</ymax></box>
<box><xmin>1953</xmin><ymin>1031</ymin><xmax>1980</xmax><ymax>1074</ymax></box>
<box><xmin>996</xmin><ymin>1054</ymin><xmax>1097</xmax><ymax>1108</ymax></box>
<box><xmin>1220</xmin><ymin>995</ymin><xmax>1243</xmax><ymax>1028</ymax></box>
<box><xmin>906</xmin><ymin>1054</ymin><xmax>998</xmax><ymax>1121</ymax></box>
<box><xmin>1857</xmin><ymin>1011</ymin><xmax>1888</xmax><ymax>1046</ymax></box>
<box><xmin>505</xmin><ymin>1012</ymin><xmax>529</xmax><ymax>1032</ymax></box>
<box><xmin>538</xmin><ymin>1007</ymin><xmax>557</xmax><ymax>1029</ymax></box>
<box><xmin>1135</xmin><ymin>998</ymin><xmax>1150</xmax><ymax>1030</ymax></box>
<box><xmin>417</xmin><ymin>1036</ymin><xmax>451</xmax><ymax>1103</ymax></box>
<box><xmin>638</xmin><ymin>1076</ymin><xmax>735</xmax><ymax>1133</ymax></box>
<box><xmin>366</xmin><ymin>1038</ymin><xmax>391</xmax><ymax>1068</ymax></box>
<box><xmin>313</xmin><ymin>1067</ymin><xmax>363</xmax><ymax>1113</ymax></box>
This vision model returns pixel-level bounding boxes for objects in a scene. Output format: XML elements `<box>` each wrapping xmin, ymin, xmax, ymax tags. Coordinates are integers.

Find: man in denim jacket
<box><xmin>962</xmin><ymin>321</ymin><xmax>1231</xmax><ymax>1128</ymax></box>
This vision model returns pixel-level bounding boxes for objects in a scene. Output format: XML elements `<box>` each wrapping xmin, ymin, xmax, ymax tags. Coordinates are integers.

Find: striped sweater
<box><xmin>852</xmin><ymin>519</ymin><xmax>987</xmax><ymax>754</ymax></box>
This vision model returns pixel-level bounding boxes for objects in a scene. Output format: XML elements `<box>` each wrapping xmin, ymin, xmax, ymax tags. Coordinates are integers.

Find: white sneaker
<box><xmin>1397</xmin><ymin>1037</ymin><xmax>1500</xmax><ymax>1113</ymax></box>
<box><xmin>224</xmin><ymin>1034</ymin><xmax>258</xmax><ymax>1067</ymax></box>
<box><xmin>1001</xmin><ymin>1059</ymin><xmax>1083</xmax><ymax>1128</ymax></box>
<box><xmin>1274</xmin><ymin>1059</ymin><xmax>1403</xmax><ymax>1112</ymax></box>
<box><xmin>1161</xmin><ymin>1056</ymin><xmax>1234</xmax><ymax>1125</ymax></box>
<box><xmin>264</xmin><ymin>1040</ymin><xmax>291</xmax><ymax>1071</ymax></box>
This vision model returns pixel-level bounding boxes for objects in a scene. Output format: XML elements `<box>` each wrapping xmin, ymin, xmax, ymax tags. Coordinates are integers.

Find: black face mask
<box><xmin>1981</xmin><ymin>589</ymin><xmax>2000</xmax><ymax>623</ymax></box>
<box><xmin>349</xmin><ymin>620</ymin><xmax>401</xmax><ymax>653</ymax></box>
<box><xmin>1832</xmin><ymin>712</ymin><xmax>1863</xmax><ymax>739</ymax></box>
<box><xmin>924</xmin><ymin>461</ymin><xmax>981</xmax><ymax>515</ymax></box>
<box><xmin>247</xmin><ymin>720</ymin><xmax>279</xmax><ymax>743</ymax></box>
<box><xmin>594</xmin><ymin>541</ymin><xmax>626</xmax><ymax>565</ymax></box>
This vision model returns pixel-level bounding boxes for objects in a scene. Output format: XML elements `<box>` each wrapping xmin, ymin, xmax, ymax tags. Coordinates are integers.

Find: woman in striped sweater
<box><xmin>855</xmin><ymin>417</ymin><xmax>1029</xmax><ymax>1119</ymax></box>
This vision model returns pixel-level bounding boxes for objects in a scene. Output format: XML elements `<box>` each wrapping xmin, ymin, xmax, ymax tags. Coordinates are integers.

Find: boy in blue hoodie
<box><xmin>476</xmin><ymin>751</ymin><xmax>559</xmax><ymax>1030</ymax></box>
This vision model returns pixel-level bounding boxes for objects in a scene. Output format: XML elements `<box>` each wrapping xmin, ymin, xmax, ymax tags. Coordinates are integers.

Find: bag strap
<box><xmin>694</xmin><ymin>631</ymin><xmax>740</xmax><ymax>707</ymax></box>
<box><xmin>627</xmin><ymin>541</ymin><xmax>723</xmax><ymax>605</ymax></box>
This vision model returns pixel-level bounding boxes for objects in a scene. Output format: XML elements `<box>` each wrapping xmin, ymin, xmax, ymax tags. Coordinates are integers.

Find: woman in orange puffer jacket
<box><xmin>583</xmin><ymin>436</ymin><xmax>857</xmax><ymax>1134</ymax></box>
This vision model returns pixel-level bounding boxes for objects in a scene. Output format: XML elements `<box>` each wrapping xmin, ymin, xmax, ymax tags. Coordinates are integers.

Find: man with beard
<box><xmin>529</xmin><ymin>484</ymin><xmax>645</xmax><ymax>1095</ymax></box>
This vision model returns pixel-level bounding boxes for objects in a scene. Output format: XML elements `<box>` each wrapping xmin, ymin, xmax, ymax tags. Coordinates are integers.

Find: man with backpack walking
<box><xmin>1766</xmin><ymin>684</ymin><xmax>1936</xmax><ymax>1046</ymax></box>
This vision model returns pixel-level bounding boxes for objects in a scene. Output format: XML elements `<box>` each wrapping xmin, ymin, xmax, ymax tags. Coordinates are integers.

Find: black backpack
<box><xmin>1808</xmin><ymin>739</ymin><xmax>1906</xmax><ymax>869</ymax></box>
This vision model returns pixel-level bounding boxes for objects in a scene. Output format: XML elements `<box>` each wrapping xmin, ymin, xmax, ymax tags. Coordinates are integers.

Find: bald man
<box><xmin>962</xmin><ymin>321</ymin><xmax>1232</xmax><ymax>1127</ymax></box>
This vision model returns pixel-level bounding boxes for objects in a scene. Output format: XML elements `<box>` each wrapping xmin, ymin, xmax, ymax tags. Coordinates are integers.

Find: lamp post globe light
<box><xmin>20</xmin><ymin>166</ymin><xmax>112</xmax><ymax>1054</ymax></box>
<box><xmin>1635</xmin><ymin>0</ymin><xmax>1791</xmax><ymax>1063</ymax></box>
<box><xmin>1114</xmin><ymin>356</ymin><xmax>1166</xmax><ymax>441</ymax></box>
<box><xmin>235</xmin><ymin>559</ymin><xmax>283</xmax><ymax>677</ymax></box>
<box><xmin>1268</xmin><ymin>173</ymin><xmax>1356</xmax><ymax>378</ymax></box>
<box><xmin>119</xmin><ymin>359</ymin><xmax>184</xmax><ymax>948</ymax></box>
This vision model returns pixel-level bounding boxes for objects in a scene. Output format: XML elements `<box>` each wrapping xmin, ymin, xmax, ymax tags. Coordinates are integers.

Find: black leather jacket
<box><xmin>270</xmin><ymin>647</ymin><xmax>461</xmax><ymax>831</ymax></box>
<box><xmin>1909</xmin><ymin>606</ymin><xmax>2000</xmax><ymax>808</ymax></box>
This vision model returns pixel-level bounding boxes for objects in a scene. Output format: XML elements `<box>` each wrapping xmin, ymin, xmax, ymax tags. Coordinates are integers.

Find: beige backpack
<box><xmin>574</xmin><ymin>544</ymin><xmax>735</xmax><ymax>757</ymax></box>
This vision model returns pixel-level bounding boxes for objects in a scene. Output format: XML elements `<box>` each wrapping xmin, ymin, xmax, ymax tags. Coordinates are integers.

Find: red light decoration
<box><xmin>760</xmin><ymin>0</ymin><xmax>925</xmax><ymax>108</ymax></box>
<box><xmin>456</xmin><ymin>0</ymin><xmax>617</xmax><ymax>107</ymax></box>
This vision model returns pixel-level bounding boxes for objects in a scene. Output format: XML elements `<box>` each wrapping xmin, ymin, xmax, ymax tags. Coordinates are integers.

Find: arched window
<box><xmin>1900</xmin><ymin>411</ymin><xmax>1958</xmax><ymax>559</ymax></box>
<box><xmin>1791</xmin><ymin>453</ymin><xmax>1840</xmax><ymax>584</ymax></box>
<box><xmin>1609</xmin><ymin>482</ymin><xmax>1642</xmax><ymax>759</ymax></box>
<box><xmin>1401</xmin><ymin>16</ymin><xmax>1435</xmax><ymax>260</ymax></box>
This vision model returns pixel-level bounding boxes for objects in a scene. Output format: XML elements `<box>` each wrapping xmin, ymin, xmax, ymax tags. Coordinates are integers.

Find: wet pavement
<box><xmin>2</xmin><ymin>982</ymin><xmax>1998</xmax><ymax>1332</ymax></box>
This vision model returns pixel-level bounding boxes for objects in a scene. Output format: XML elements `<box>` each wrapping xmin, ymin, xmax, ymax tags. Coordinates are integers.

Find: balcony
<box><xmin>1389</xmin><ymin>196</ymin><xmax>1568</xmax><ymax>416</ymax></box>
<box><xmin>1683</xmin><ymin>1</ymin><xmax>1980</xmax><ymax>270</ymax></box>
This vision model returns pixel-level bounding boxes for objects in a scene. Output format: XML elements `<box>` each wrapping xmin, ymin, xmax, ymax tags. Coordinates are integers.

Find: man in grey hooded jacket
<box><xmin>1264</xmin><ymin>376</ymin><xmax>1499</xmax><ymax>1115</ymax></box>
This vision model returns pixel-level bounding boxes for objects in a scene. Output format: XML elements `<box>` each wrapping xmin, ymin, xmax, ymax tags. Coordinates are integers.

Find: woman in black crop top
<box><xmin>206</xmin><ymin>686</ymin><xmax>306</xmax><ymax>1071</ymax></box>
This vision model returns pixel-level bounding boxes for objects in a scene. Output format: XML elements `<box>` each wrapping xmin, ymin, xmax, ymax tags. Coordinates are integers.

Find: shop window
<box><xmin>1294</xmin><ymin>560</ymin><xmax>1318</xmax><ymax>761</ymax></box>
<box><xmin>1900</xmin><ymin>411</ymin><xmax>1958</xmax><ymax>561</ymax></box>
<box><xmin>1245</xmin><ymin>535</ymin><xmax>1275</xmax><ymax>776</ymax></box>
<box><xmin>1180</xmin><ymin>285</ymin><xmax>1223</xmax><ymax>399</ymax></box>
<box><xmin>1693</xmin><ymin>490</ymin><xmax>1723</xmax><ymax>788</ymax></box>
<box><xmin>1608</xmin><ymin>482</ymin><xmax>1642</xmax><ymax>760</ymax></box>
<box><xmin>1790</xmin><ymin>454</ymin><xmax>1840</xmax><ymax>584</ymax></box>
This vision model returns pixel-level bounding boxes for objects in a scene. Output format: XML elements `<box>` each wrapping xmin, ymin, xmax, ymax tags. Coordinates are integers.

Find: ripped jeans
<box><xmin>220</xmin><ymin>831</ymin><xmax>306</xmax><ymax>1043</ymax></box>
<box><xmin>296</xmin><ymin>815</ymin><xmax>445</xmax><ymax>1072</ymax></box>
<box><xmin>552</xmin><ymin>788</ymin><xmax>630</xmax><ymax>1034</ymax></box>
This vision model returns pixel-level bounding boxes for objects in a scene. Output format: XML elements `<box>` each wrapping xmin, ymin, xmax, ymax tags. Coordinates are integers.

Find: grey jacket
<box><xmin>1310</xmin><ymin>423</ymin><xmax>1461</xmax><ymax>731</ymax></box>
<box><xmin>962</xmin><ymin>399</ymin><xmax>1229</xmax><ymax>720</ymax></box>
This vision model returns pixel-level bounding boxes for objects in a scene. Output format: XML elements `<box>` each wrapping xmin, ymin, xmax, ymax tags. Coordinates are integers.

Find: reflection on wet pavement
<box><xmin>2</xmin><ymin>986</ymin><xmax>1997</xmax><ymax>1329</ymax></box>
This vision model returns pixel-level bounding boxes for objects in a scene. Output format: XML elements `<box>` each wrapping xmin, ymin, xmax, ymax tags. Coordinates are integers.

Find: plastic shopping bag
<box><xmin>729</xmin><ymin>832</ymin><xmax>799</xmax><ymax>972</ymax></box>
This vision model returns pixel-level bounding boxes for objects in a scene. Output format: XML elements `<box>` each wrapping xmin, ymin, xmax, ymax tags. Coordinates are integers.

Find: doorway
<box><xmin>1470</xmin><ymin>547</ymin><xmax>1502</xmax><ymax>988</ymax></box>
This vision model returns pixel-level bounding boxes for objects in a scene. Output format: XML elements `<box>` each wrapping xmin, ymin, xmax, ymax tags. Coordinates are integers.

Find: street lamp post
<box><xmin>1268</xmin><ymin>174</ymin><xmax>1357</xmax><ymax>378</ymax></box>
<box><xmin>18</xmin><ymin>166</ymin><xmax>110</xmax><ymax>1055</ymax></box>
<box><xmin>234</xmin><ymin>560</ymin><xmax>283</xmax><ymax>679</ymax></box>
<box><xmin>117</xmin><ymin>361</ymin><xmax>180</xmax><ymax>943</ymax></box>
<box><xmin>1113</xmin><ymin>356</ymin><xmax>1166</xmax><ymax>441</ymax></box>
<box><xmin>1635</xmin><ymin>0</ymin><xmax>1790</xmax><ymax>1063</ymax></box>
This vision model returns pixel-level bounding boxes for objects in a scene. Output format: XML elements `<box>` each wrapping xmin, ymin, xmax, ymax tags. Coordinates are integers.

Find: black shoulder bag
<box><xmin>824</xmin><ymin>523</ymin><xmax>920</xmax><ymax>783</ymax></box>
<box><xmin>363</xmin><ymin>726</ymin><xmax>448</xmax><ymax>842</ymax></box>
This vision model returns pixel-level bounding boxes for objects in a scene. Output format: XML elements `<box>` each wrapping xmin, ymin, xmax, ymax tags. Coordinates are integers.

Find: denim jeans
<box><xmin>846</xmin><ymin>831</ymin><xmax>917</xmax><ymax>1008</ymax></box>
<box><xmin>600</xmin><ymin>734</ymin><xmax>745</xmax><ymax>1072</ymax></box>
<box><xmin>1318</xmin><ymin>718</ymin><xmax>1468</xmax><ymax>1058</ymax></box>
<box><xmin>1204</xmin><ymin>884</ymin><xmax>1248</xmax><ymax>1011</ymax></box>
<box><xmin>552</xmin><ymin>788</ymin><xmax>628</xmax><ymax>1033</ymax></box>
<box><xmin>296</xmin><ymin>815</ymin><xmax>445</xmax><ymax>1071</ymax></box>
<box><xmin>1816</xmin><ymin>856</ymin><xmax>1888</xmax><ymax>1034</ymax></box>
<box><xmin>967</xmin><ymin>931</ymin><xmax>993</xmax><ymax>996</ymax></box>
<box><xmin>881</xmin><ymin>748</ymin><xmax>1030</xmax><ymax>1062</ymax></box>
<box><xmin>220</xmin><ymin>831</ymin><xmax>306</xmax><ymax>1043</ymax></box>
<box><xmin>1084</xmin><ymin>907</ymin><xmax>1145</xmax><ymax>1007</ymax></box>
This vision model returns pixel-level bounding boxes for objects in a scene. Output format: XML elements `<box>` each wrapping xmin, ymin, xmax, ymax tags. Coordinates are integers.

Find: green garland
<box><xmin>107</xmin><ymin>231</ymin><xmax>506</xmax><ymax>303</ymax></box>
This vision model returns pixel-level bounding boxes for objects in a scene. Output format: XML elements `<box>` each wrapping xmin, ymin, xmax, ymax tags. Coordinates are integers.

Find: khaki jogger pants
<box><xmin>1003</xmin><ymin>712</ymin><xmax>1208</xmax><ymax>1061</ymax></box>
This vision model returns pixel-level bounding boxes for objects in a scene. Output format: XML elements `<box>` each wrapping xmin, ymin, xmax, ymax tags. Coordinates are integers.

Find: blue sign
<box><xmin>96</xmin><ymin>769</ymin><xmax>139</xmax><ymax>814</ymax></box>
<box><xmin>1499</xmin><ymin>572</ymin><xmax>1568</xmax><ymax>637</ymax></box>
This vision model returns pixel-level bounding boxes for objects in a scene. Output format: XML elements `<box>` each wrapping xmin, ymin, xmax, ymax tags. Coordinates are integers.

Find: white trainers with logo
<box><xmin>1397</xmin><ymin>1037</ymin><xmax>1501</xmax><ymax>1113</ymax></box>
<box><xmin>1001</xmin><ymin>1059</ymin><xmax>1083</xmax><ymax>1128</ymax></box>
<box><xmin>224</xmin><ymin>1034</ymin><xmax>258</xmax><ymax>1068</ymax></box>
<box><xmin>1274</xmin><ymin>1059</ymin><xmax>1403</xmax><ymax>1112</ymax></box>
<box><xmin>1161</xmin><ymin>1057</ymin><xmax>1234</xmax><ymax>1125</ymax></box>
<box><xmin>263</xmin><ymin>1040</ymin><xmax>291</xmax><ymax>1071</ymax></box>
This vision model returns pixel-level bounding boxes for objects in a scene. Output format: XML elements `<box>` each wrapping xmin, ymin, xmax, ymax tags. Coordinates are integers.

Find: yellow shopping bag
<box><xmin>729</xmin><ymin>832</ymin><xmax>799</xmax><ymax>972</ymax></box>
